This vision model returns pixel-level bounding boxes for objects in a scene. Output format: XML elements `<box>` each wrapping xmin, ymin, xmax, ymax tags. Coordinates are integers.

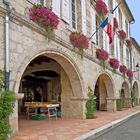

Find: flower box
<box><xmin>29</xmin><ymin>4</ymin><xmax>59</xmax><ymax>40</ymax></box>
<box><xmin>119</xmin><ymin>65</ymin><xmax>127</xmax><ymax>79</ymax></box>
<box><xmin>69</xmin><ymin>32</ymin><xmax>89</xmax><ymax>58</ymax></box>
<box><xmin>126</xmin><ymin>39</ymin><xmax>133</xmax><ymax>49</ymax></box>
<box><xmin>114</xmin><ymin>17</ymin><xmax>118</xmax><ymax>29</ymax></box>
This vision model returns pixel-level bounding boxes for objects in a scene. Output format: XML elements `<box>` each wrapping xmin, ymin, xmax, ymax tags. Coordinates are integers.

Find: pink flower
<box><xmin>96</xmin><ymin>49</ymin><xmax>108</xmax><ymax>61</ymax></box>
<box><xmin>119</xmin><ymin>65</ymin><xmax>128</xmax><ymax>74</ymax></box>
<box><xmin>114</xmin><ymin>17</ymin><xmax>118</xmax><ymax>29</ymax></box>
<box><xmin>109</xmin><ymin>58</ymin><xmax>119</xmax><ymax>69</ymax></box>
<box><xmin>118</xmin><ymin>30</ymin><xmax>126</xmax><ymax>40</ymax></box>
<box><xmin>29</xmin><ymin>4</ymin><xmax>59</xmax><ymax>31</ymax></box>
<box><xmin>96</xmin><ymin>0</ymin><xmax>108</xmax><ymax>16</ymax></box>
<box><xmin>127</xmin><ymin>69</ymin><xmax>133</xmax><ymax>78</ymax></box>
<box><xmin>126</xmin><ymin>39</ymin><xmax>133</xmax><ymax>47</ymax></box>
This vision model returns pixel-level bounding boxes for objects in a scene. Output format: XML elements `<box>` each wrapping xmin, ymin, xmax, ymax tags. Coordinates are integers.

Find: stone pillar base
<box><xmin>106</xmin><ymin>98</ymin><xmax>116</xmax><ymax>112</ymax></box>
<box><xmin>124</xmin><ymin>98</ymin><xmax>131</xmax><ymax>108</ymax></box>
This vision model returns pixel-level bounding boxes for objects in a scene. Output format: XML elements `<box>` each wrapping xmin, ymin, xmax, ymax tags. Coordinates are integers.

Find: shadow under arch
<box><xmin>121</xmin><ymin>81</ymin><xmax>131</xmax><ymax>108</ymax></box>
<box><xmin>94</xmin><ymin>72</ymin><xmax>116</xmax><ymax>111</ymax></box>
<box><xmin>133</xmin><ymin>81</ymin><xmax>139</xmax><ymax>105</ymax></box>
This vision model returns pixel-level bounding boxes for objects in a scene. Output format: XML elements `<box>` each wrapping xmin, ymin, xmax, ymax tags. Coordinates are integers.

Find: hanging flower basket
<box><xmin>96</xmin><ymin>0</ymin><xmax>108</xmax><ymax>21</ymax></box>
<box><xmin>114</xmin><ymin>17</ymin><xmax>118</xmax><ymax>30</ymax></box>
<box><xmin>118</xmin><ymin>30</ymin><xmax>126</xmax><ymax>41</ymax></box>
<box><xmin>126</xmin><ymin>39</ymin><xmax>133</xmax><ymax>49</ymax></box>
<box><xmin>119</xmin><ymin>65</ymin><xmax>128</xmax><ymax>79</ymax></box>
<box><xmin>69</xmin><ymin>32</ymin><xmax>89</xmax><ymax>58</ymax></box>
<box><xmin>29</xmin><ymin>4</ymin><xmax>59</xmax><ymax>40</ymax></box>
<box><xmin>109</xmin><ymin>58</ymin><xmax>119</xmax><ymax>73</ymax></box>
<box><xmin>127</xmin><ymin>69</ymin><xmax>133</xmax><ymax>79</ymax></box>
<box><xmin>96</xmin><ymin>49</ymin><xmax>108</xmax><ymax>69</ymax></box>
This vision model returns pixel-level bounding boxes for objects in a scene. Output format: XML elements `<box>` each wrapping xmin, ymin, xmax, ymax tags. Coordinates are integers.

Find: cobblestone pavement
<box><xmin>13</xmin><ymin>106</ymin><xmax>140</xmax><ymax>140</ymax></box>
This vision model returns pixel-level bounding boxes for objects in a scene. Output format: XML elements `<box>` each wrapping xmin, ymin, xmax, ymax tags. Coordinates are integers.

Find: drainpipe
<box><xmin>3</xmin><ymin>0</ymin><xmax>13</xmax><ymax>90</ymax></box>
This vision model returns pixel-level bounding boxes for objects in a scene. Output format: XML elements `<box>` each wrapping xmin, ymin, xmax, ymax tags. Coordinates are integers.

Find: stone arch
<box><xmin>133</xmin><ymin>81</ymin><xmax>139</xmax><ymax>105</ymax></box>
<box><xmin>121</xmin><ymin>81</ymin><xmax>131</xmax><ymax>108</ymax></box>
<box><xmin>94</xmin><ymin>72</ymin><xmax>116</xmax><ymax>111</ymax></box>
<box><xmin>13</xmin><ymin>49</ymin><xmax>84</xmax><ymax>97</ymax></box>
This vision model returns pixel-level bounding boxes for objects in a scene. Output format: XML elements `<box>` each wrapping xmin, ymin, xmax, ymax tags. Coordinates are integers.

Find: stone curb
<box><xmin>73</xmin><ymin>111</ymin><xmax>140</xmax><ymax>140</ymax></box>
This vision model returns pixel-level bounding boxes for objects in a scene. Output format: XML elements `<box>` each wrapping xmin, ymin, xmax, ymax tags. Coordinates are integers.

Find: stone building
<box><xmin>0</xmin><ymin>0</ymin><xmax>140</xmax><ymax>137</ymax></box>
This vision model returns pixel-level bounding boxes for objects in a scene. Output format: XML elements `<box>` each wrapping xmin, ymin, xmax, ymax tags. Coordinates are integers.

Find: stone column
<box><xmin>124</xmin><ymin>98</ymin><xmax>132</xmax><ymax>108</ymax></box>
<box><xmin>106</xmin><ymin>98</ymin><xmax>117</xmax><ymax>112</ymax></box>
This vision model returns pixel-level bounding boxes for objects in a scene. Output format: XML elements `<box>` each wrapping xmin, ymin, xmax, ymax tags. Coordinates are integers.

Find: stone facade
<box><xmin>0</xmin><ymin>0</ymin><xmax>140</xmax><ymax>138</ymax></box>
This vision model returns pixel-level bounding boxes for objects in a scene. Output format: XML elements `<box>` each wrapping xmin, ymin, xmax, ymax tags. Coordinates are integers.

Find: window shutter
<box><xmin>117</xmin><ymin>37</ymin><xmax>120</xmax><ymax>61</ymax></box>
<box><xmin>114</xmin><ymin>34</ymin><xmax>117</xmax><ymax>58</ymax></box>
<box><xmin>103</xmin><ymin>31</ymin><xmax>106</xmax><ymax>50</ymax></box>
<box><xmin>62</xmin><ymin>0</ymin><xmax>70</xmax><ymax>24</ymax></box>
<box><xmin>90</xmin><ymin>8</ymin><xmax>96</xmax><ymax>43</ymax></box>
<box><xmin>52</xmin><ymin>0</ymin><xmax>61</xmax><ymax>17</ymax></box>
<box><xmin>81</xmin><ymin>0</ymin><xmax>87</xmax><ymax>35</ymax></box>
<box><xmin>123</xmin><ymin>44</ymin><xmax>126</xmax><ymax>65</ymax></box>
<box><xmin>122</xmin><ymin>14</ymin><xmax>125</xmax><ymax>31</ymax></box>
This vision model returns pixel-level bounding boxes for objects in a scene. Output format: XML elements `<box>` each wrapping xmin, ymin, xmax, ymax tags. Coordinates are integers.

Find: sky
<box><xmin>126</xmin><ymin>0</ymin><xmax>140</xmax><ymax>45</ymax></box>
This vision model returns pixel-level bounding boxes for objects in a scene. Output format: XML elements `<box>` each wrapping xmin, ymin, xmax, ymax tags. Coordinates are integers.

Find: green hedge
<box><xmin>116</xmin><ymin>99</ymin><xmax>123</xmax><ymax>111</ymax></box>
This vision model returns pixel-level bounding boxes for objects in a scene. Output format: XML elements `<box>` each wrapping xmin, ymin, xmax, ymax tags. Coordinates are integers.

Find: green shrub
<box><xmin>116</xmin><ymin>99</ymin><xmax>123</xmax><ymax>111</ymax></box>
<box><xmin>86</xmin><ymin>86</ymin><xmax>96</xmax><ymax>119</ymax></box>
<box><xmin>0</xmin><ymin>91</ymin><xmax>15</xmax><ymax>140</ymax></box>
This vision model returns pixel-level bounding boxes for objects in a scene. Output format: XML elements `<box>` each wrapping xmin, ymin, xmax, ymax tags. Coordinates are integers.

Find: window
<box><xmin>96</xmin><ymin>17</ymin><xmax>99</xmax><ymax>45</ymax></box>
<box><xmin>120</xmin><ymin>41</ymin><xmax>123</xmax><ymax>64</ymax></box>
<box><xmin>32</xmin><ymin>0</ymin><xmax>45</xmax><ymax>5</ymax></box>
<box><xmin>71</xmin><ymin>0</ymin><xmax>76</xmax><ymax>29</ymax></box>
<box><xmin>118</xmin><ymin>8</ymin><xmax>122</xmax><ymax>29</ymax></box>
<box><xmin>125</xmin><ymin>20</ymin><xmax>128</xmax><ymax>37</ymax></box>
<box><xmin>52</xmin><ymin>0</ymin><xmax>77</xmax><ymax>29</ymax></box>
<box><xmin>126</xmin><ymin>48</ymin><xmax>130</xmax><ymax>68</ymax></box>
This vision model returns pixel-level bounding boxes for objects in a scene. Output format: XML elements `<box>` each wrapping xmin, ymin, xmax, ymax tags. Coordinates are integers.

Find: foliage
<box><xmin>0</xmin><ymin>70</ymin><xmax>15</xmax><ymax>140</ymax></box>
<box><xmin>96</xmin><ymin>49</ymin><xmax>108</xmax><ymax>69</ymax></box>
<box><xmin>109</xmin><ymin>58</ymin><xmax>119</xmax><ymax>73</ymax></box>
<box><xmin>29</xmin><ymin>4</ymin><xmax>59</xmax><ymax>41</ymax></box>
<box><xmin>86</xmin><ymin>87</ymin><xmax>96</xmax><ymax>119</ymax></box>
<box><xmin>0</xmin><ymin>91</ymin><xmax>15</xmax><ymax>140</ymax></box>
<box><xmin>69</xmin><ymin>32</ymin><xmax>89</xmax><ymax>59</ymax></box>
<box><xmin>131</xmin><ymin>88</ymin><xmax>136</xmax><ymax>107</ymax></box>
<box><xmin>96</xmin><ymin>0</ymin><xmax>108</xmax><ymax>20</ymax></box>
<box><xmin>116</xmin><ymin>99</ymin><xmax>123</xmax><ymax>111</ymax></box>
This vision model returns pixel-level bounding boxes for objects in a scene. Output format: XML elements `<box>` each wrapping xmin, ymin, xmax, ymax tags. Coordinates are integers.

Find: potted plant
<box><xmin>69</xmin><ymin>32</ymin><xmax>89</xmax><ymax>59</ymax></box>
<box><xmin>116</xmin><ymin>98</ymin><xmax>123</xmax><ymax>111</ymax></box>
<box><xmin>86</xmin><ymin>86</ymin><xmax>96</xmax><ymax>119</ymax></box>
<box><xmin>119</xmin><ymin>65</ymin><xmax>128</xmax><ymax>79</ymax></box>
<box><xmin>96</xmin><ymin>0</ymin><xmax>108</xmax><ymax>21</ymax></box>
<box><xmin>118</xmin><ymin>30</ymin><xmax>126</xmax><ymax>41</ymax></box>
<box><xmin>96</xmin><ymin>49</ymin><xmax>109</xmax><ymax>69</ymax></box>
<box><xmin>29</xmin><ymin>4</ymin><xmax>59</xmax><ymax>40</ymax></box>
<box><xmin>109</xmin><ymin>58</ymin><xmax>119</xmax><ymax>73</ymax></box>
<box><xmin>127</xmin><ymin>69</ymin><xmax>133</xmax><ymax>79</ymax></box>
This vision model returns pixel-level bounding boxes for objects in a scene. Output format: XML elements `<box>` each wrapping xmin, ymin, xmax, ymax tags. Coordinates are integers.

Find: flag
<box><xmin>107</xmin><ymin>13</ymin><xmax>114</xmax><ymax>44</ymax></box>
<box><xmin>100</xmin><ymin>17</ymin><xmax>108</xmax><ymax>29</ymax></box>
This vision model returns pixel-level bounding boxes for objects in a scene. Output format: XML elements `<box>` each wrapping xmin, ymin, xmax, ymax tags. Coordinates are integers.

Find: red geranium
<box><xmin>96</xmin><ymin>49</ymin><xmax>108</xmax><ymax>61</ymax></box>
<box><xmin>127</xmin><ymin>69</ymin><xmax>133</xmax><ymax>78</ymax></box>
<box><xmin>109</xmin><ymin>58</ymin><xmax>119</xmax><ymax>69</ymax></box>
<box><xmin>29</xmin><ymin>4</ymin><xmax>59</xmax><ymax>40</ymax></box>
<box><xmin>119</xmin><ymin>65</ymin><xmax>128</xmax><ymax>74</ymax></box>
<box><xmin>126</xmin><ymin>39</ymin><xmax>133</xmax><ymax>47</ymax></box>
<box><xmin>118</xmin><ymin>30</ymin><xmax>126</xmax><ymax>40</ymax></box>
<box><xmin>69</xmin><ymin>32</ymin><xmax>89</xmax><ymax>58</ymax></box>
<box><xmin>96</xmin><ymin>0</ymin><xmax>108</xmax><ymax>19</ymax></box>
